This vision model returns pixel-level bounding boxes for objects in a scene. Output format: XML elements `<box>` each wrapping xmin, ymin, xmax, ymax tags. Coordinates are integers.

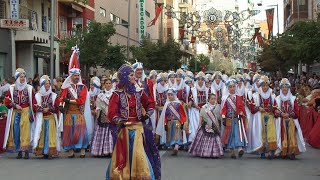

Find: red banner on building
<box><xmin>252</xmin><ymin>27</ymin><xmax>265</xmax><ymax>47</ymax></box>
<box><xmin>148</xmin><ymin>4</ymin><xmax>163</xmax><ymax>27</ymax></box>
<box><xmin>266</xmin><ymin>8</ymin><xmax>274</xmax><ymax>40</ymax></box>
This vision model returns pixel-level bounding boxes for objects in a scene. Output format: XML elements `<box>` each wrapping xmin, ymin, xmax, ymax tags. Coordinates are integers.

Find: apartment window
<box><xmin>72</xmin><ymin>18</ymin><xmax>83</xmax><ymax>30</ymax></box>
<box><xmin>60</xmin><ymin>16</ymin><xmax>67</xmax><ymax>32</ymax></box>
<box><xmin>122</xmin><ymin>19</ymin><xmax>128</xmax><ymax>28</ymax></box>
<box><xmin>110</xmin><ymin>13</ymin><xmax>120</xmax><ymax>24</ymax></box>
<box><xmin>145</xmin><ymin>11</ymin><xmax>150</xmax><ymax>18</ymax></box>
<box><xmin>100</xmin><ymin>7</ymin><xmax>106</xmax><ymax>17</ymax></box>
<box><xmin>30</xmin><ymin>11</ymin><xmax>38</xmax><ymax>31</ymax></box>
<box><xmin>299</xmin><ymin>0</ymin><xmax>307</xmax><ymax>11</ymax></box>
<box><xmin>167</xmin><ymin>28</ymin><xmax>172</xmax><ymax>38</ymax></box>
<box><xmin>0</xmin><ymin>1</ymin><xmax>6</xmax><ymax>19</ymax></box>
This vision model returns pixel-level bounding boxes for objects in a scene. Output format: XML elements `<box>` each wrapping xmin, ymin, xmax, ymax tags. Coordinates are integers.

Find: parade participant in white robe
<box><xmin>155</xmin><ymin>73</ymin><xmax>168</xmax><ymax>146</ymax></box>
<box><xmin>156</xmin><ymin>88</ymin><xmax>187</xmax><ymax>155</ymax></box>
<box><xmin>205</xmin><ymin>74</ymin><xmax>212</xmax><ymax>88</ymax></box>
<box><xmin>243</xmin><ymin>73</ymin><xmax>251</xmax><ymax>89</ymax></box>
<box><xmin>3</xmin><ymin>68</ymin><xmax>35</xmax><ymax>159</ymax></box>
<box><xmin>248</xmin><ymin>76</ymin><xmax>279</xmax><ymax>159</ymax></box>
<box><xmin>210</xmin><ymin>71</ymin><xmax>225</xmax><ymax>105</ymax></box>
<box><xmin>245</xmin><ymin>73</ymin><xmax>261</xmax><ymax>153</ymax></box>
<box><xmin>111</xmin><ymin>72</ymin><xmax>119</xmax><ymax>90</ymax></box>
<box><xmin>274</xmin><ymin>78</ymin><xmax>306</xmax><ymax>160</ymax></box>
<box><xmin>168</xmin><ymin>71</ymin><xmax>176</xmax><ymax>88</ymax></box>
<box><xmin>235</xmin><ymin>74</ymin><xmax>246</xmax><ymax>102</ymax></box>
<box><xmin>132</xmin><ymin>61</ymin><xmax>154</xmax><ymax>99</ymax></box>
<box><xmin>188</xmin><ymin>72</ymin><xmax>208</xmax><ymax>143</ymax></box>
<box><xmin>59</xmin><ymin>47</ymin><xmax>92</xmax><ymax>158</ymax></box>
<box><xmin>33</xmin><ymin>75</ymin><xmax>60</xmax><ymax>159</ymax></box>
<box><xmin>88</xmin><ymin>77</ymin><xmax>101</xmax><ymax>131</ymax></box>
<box><xmin>149</xmin><ymin>70</ymin><xmax>158</xmax><ymax>133</ymax></box>
<box><xmin>186</xmin><ymin>71</ymin><xmax>195</xmax><ymax>83</ymax></box>
<box><xmin>221</xmin><ymin>79</ymin><xmax>247</xmax><ymax>159</ymax></box>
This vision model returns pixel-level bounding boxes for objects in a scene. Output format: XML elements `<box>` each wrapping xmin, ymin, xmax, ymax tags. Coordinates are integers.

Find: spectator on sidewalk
<box><xmin>0</xmin><ymin>78</ymin><xmax>12</xmax><ymax>96</ymax></box>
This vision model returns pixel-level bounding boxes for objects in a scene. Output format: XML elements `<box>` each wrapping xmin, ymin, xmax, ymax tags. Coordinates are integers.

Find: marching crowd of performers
<box><xmin>0</xmin><ymin>55</ymin><xmax>319</xmax><ymax>179</ymax></box>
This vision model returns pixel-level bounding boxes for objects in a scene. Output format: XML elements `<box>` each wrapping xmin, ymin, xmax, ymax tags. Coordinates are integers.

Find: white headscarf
<box><xmin>279</xmin><ymin>78</ymin><xmax>293</xmax><ymax>102</ymax></box>
<box><xmin>174</xmin><ymin>69</ymin><xmax>185</xmax><ymax>90</ymax></box>
<box><xmin>39</xmin><ymin>75</ymin><xmax>52</xmax><ymax>96</ymax></box>
<box><xmin>195</xmin><ymin>71</ymin><xmax>207</xmax><ymax>91</ymax></box>
<box><xmin>156</xmin><ymin>73</ymin><xmax>168</xmax><ymax>93</ymax></box>
<box><xmin>258</xmin><ymin>75</ymin><xmax>271</xmax><ymax>99</ymax></box>
<box><xmin>14</xmin><ymin>68</ymin><xmax>28</xmax><ymax>91</ymax></box>
<box><xmin>168</xmin><ymin>71</ymin><xmax>176</xmax><ymax>88</ymax></box>
<box><xmin>89</xmin><ymin>76</ymin><xmax>101</xmax><ymax>97</ymax></box>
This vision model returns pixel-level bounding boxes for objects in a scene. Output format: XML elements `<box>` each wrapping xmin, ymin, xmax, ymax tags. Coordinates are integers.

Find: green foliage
<box><xmin>61</xmin><ymin>22</ymin><xmax>126</xmax><ymax>75</ymax></box>
<box><xmin>188</xmin><ymin>54</ymin><xmax>211</xmax><ymax>72</ymax></box>
<box><xmin>258</xmin><ymin>20</ymin><xmax>320</xmax><ymax>73</ymax></box>
<box><xmin>103</xmin><ymin>44</ymin><xmax>127</xmax><ymax>70</ymax></box>
<box><xmin>130</xmin><ymin>39</ymin><xmax>183</xmax><ymax>71</ymax></box>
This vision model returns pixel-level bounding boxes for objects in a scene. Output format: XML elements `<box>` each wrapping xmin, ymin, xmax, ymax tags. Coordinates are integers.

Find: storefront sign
<box><xmin>10</xmin><ymin>0</ymin><xmax>19</xmax><ymax>19</ymax></box>
<box><xmin>0</xmin><ymin>19</ymin><xmax>29</xmax><ymax>29</ymax></box>
<box><xmin>139</xmin><ymin>0</ymin><xmax>146</xmax><ymax>44</ymax></box>
<box><xmin>34</xmin><ymin>45</ymin><xmax>56</xmax><ymax>59</ymax></box>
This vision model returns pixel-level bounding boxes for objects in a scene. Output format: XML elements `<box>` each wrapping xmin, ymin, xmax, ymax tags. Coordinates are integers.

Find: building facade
<box><xmin>58</xmin><ymin>0</ymin><xmax>95</xmax><ymax>75</ymax></box>
<box><xmin>91</xmin><ymin>0</ymin><xmax>159</xmax><ymax>75</ymax></box>
<box><xmin>284</xmin><ymin>0</ymin><xmax>315</xmax><ymax>30</ymax></box>
<box><xmin>0</xmin><ymin>0</ymin><xmax>60</xmax><ymax>79</ymax></box>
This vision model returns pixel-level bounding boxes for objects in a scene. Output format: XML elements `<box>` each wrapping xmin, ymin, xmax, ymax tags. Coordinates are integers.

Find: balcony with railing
<box><xmin>58</xmin><ymin>0</ymin><xmax>86</xmax><ymax>8</ymax></box>
<box><xmin>15</xmin><ymin>5</ymin><xmax>50</xmax><ymax>43</ymax></box>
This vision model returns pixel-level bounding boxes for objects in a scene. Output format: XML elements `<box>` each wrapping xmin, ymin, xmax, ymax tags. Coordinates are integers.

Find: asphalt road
<box><xmin>0</xmin><ymin>146</ymin><xmax>319</xmax><ymax>180</ymax></box>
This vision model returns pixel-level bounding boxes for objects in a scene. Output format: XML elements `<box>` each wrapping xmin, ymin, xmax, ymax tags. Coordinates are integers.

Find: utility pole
<box><xmin>50</xmin><ymin>0</ymin><xmax>55</xmax><ymax>80</ymax></box>
<box><xmin>297</xmin><ymin>0</ymin><xmax>302</xmax><ymax>75</ymax></box>
<box><xmin>127</xmin><ymin>0</ymin><xmax>131</xmax><ymax>62</ymax></box>
<box><xmin>156</xmin><ymin>1</ymin><xmax>164</xmax><ymax>42</ymax></box>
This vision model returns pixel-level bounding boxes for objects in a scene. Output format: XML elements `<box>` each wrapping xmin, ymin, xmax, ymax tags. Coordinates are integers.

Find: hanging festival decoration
<box><xmin>163</xmin><ymin>6</ymin><xmax>261</xmax><ymax>59</ymax></box>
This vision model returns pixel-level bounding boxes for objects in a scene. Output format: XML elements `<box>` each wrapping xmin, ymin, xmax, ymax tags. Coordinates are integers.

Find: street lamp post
<box><xmin>50</xmin><ymin>0</ymin><xmax>55</xmax><ymax>81</ymax></box>
<box><xmin>127</xmin><ymin>0</ymin><xmax>131</xmax><ymax>62</ymax></box>
<box><xmin>155</xmin><ymin>1</ymin><xmax>164</xmax><ymax>42</ymax></box>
